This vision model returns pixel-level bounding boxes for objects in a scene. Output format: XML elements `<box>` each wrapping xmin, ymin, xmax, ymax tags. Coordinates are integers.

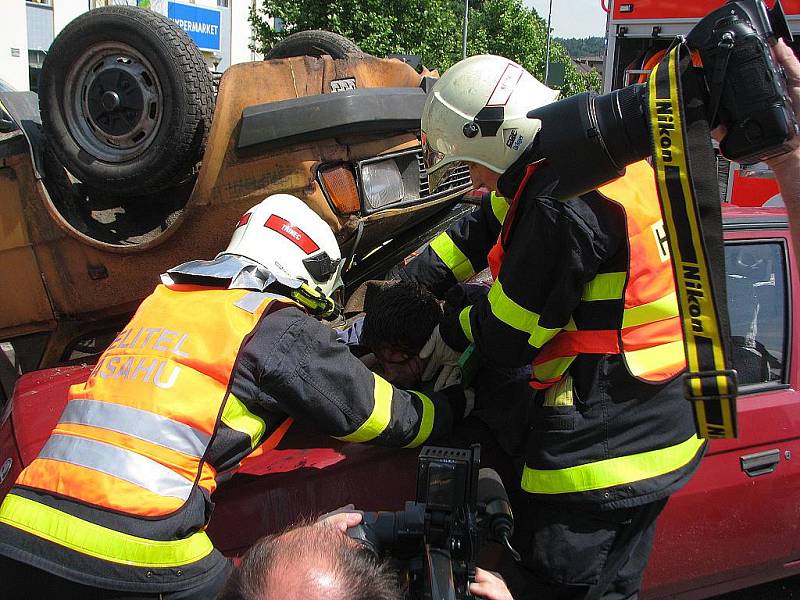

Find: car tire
<box><xmin>39</xmin><ymin>6</ymin><xmax>214</xmax><ymax>196</ymax></box>
<box><xmin>265</xmin><ymin>30</ymin><xmax>363</xmax><ymax>60</ymax></box>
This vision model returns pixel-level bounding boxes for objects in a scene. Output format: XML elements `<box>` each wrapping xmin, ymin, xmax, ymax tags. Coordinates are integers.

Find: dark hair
<box><xmin>361</xmin><ymin>282</ymin><xmax>441</xmax><ymax>355</ymax></box>
<box><xmin>218</xmin><ymin>519</ymin><xmax>402</xmax><ymax>600</ymax></box>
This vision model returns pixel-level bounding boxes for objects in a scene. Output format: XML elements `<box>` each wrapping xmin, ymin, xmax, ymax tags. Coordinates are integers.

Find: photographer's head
<box><xmin>422</xmin><ymin>55</ymin><xmax>559</xmax><ymax>191</ymax></box>
<box><xmin>219</xmin><ymin>519</ymin><xmax>401</xmax><ymax>600</ymax></box>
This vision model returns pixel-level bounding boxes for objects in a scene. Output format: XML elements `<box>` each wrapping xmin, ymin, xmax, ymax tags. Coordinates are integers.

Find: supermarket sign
<box><xmin>167</xmin><ymin>2</ymin><xmax>221</xmax><ymax>52</ymax></box>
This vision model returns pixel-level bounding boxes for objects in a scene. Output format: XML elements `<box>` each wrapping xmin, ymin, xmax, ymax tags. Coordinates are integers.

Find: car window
<box><xmin>0</xmin><ymin>332</ymin><xmax>49</xmax><ymax>408</ymax></box>
<box><xmin>60</xmin><ymin>329</ymin><xmax>121</xmax><ymax>365</ymax></box>
<box><xmin>725</xmin><ymin>241</ymin><xmax>788</xmax><ymax>387</ymax></box>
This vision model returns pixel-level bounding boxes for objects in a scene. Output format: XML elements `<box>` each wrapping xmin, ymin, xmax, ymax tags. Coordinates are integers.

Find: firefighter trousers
<box><xmin>508</xmin><ymin>496</ymin><xmax>669</xmax><ymax>600</ymax></box>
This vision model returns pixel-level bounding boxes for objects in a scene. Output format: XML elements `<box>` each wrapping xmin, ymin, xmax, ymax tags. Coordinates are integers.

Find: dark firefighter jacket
<box><xmin>0</xmin><ymin>257</ymin><xmax>463</xmax><ymax>593</ymax></box>
<box><xmin>402</xmin><ymin>155</ymin><xmax>704</xmax><ymax>509</ymax></box>
<box><xmin>401</xmin><ymin>190</ymin><xmax>510</xmax><ymax>298</ymax></box>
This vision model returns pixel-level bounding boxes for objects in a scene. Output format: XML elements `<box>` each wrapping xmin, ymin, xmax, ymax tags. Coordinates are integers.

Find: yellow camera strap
<box><xmin>647</xmin><ymin>43</ymin><xmax>738</xmax><ymax>438</ymax></box>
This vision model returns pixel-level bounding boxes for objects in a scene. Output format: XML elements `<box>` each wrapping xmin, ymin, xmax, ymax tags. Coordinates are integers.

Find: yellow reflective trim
<box><xmin>582</xmin><ymin>272</ymin><xmax>626</xmax><ymax>301</ymax></box>
<box><xmin>336</xmin><ymin>373</ymin><xmax>393</xmax><ymax>443</ymax></box>
<box><xmin>221</xmin><ymin>394</ymin><xmax>266</xmax><ymax>449</ymax></box>
<box><xmin>625</xmin><ymin>340</ymin><xmax>685</xmax><ymax>377</ymax></box>
<box><xmin>459</xmin><ymin>306</ymin><xmax>474</xmax><ymax>343</ymax></box>
<box><xmin>543</xmin><ymin>375</ymin><xmax>574</xmax><ymax>407</ymax></box>
<box><xmin>430</xmin><ymin>233</ymin><xmax>475</xmax><ymax>282</ymax></box>
<box><xmin>532</xmin><ymin>356</ymin><xmax>576</xmax><ymax>382</ymax></box>
<box><xmin>488</xmin><ymin>281</ymin><xmax>560</xmax><ymax>349</ymax></box>
<box><xmin>522</xmin><ymin>435</ymin><xmax>704</xmax><ymax>494</ymax></box>
<box><xmin>404</xmin><ymin>391</ymin><xmax>435</xmax><ymax>448</ymax></box>
<box><xmin>490</xmin><ymin>192</ymin><xmax>510</xmax><ymax>224</ymax></box>
<box><xmin>622</xmin><ymin>293</ymin><xmax>680</xmax><ymax>328</ymax></box>
<box><xmin>0</xmin><ymin>494</ymin><xmax>214</xmax><ymax>567</ymax></box>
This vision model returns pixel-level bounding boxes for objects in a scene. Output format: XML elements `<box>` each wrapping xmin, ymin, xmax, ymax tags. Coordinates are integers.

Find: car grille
<box><xmin>416</xmin><ymin>152</ymin><xmax>473</xmax><ymax>199</ymax></box>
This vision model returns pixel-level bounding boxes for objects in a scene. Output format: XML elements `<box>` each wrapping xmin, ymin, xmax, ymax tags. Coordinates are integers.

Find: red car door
<box><xmin>643</xmin><ymin>222</ymin><xmax>800</xmax><ymax>599</ymax></box>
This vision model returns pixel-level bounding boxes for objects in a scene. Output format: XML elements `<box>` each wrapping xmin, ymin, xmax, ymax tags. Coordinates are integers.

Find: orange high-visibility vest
<box><xmin>3</xmin><ymin>285</ymin><xmax>293</xmax><ymax>566</ymax></box>
<box><xmin>488</xmin><ymin>161</ymin><xmax>686</xmax><ymax>388</ymax></box>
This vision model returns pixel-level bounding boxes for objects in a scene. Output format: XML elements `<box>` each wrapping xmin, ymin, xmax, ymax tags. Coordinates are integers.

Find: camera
<box><xmin>526</xmin><ymin>0</ymin><xmax>798</xmax><ymax>200</ymax></box>
<box><xmin>347</xmin><ymin>445</ymin><xmax>516</xmax><ymax>600</ymax></box>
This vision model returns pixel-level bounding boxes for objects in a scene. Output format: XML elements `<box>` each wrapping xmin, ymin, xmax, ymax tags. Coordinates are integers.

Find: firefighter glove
<box><xmin>420</xmin><ymin>325</ymin><xmax>462</xmax><ymax>391</ymax></box>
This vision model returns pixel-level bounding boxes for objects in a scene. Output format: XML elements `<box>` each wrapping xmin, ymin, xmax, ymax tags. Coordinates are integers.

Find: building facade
<box><xmin>0</xmin><ymin>0</ymin><xmax>264</xmax><ymax>92</ymax></box>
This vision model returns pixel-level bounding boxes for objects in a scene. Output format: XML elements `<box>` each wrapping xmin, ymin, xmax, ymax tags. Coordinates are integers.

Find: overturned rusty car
<box><xmin>0</xmin><ymin>6</ymin><xmax>471</xmax><ymax>400</ymax></box>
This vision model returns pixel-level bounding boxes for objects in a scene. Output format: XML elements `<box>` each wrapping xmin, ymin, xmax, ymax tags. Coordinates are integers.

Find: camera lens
<box><xmin>525</xmin><ymin>83</ymin><xmax>651</xmax><ymax>199</ymax></box>
<box><xmin>594</xmin><ymin>84</ymin><xmax>651</xmax><ymax>169</ymax></box>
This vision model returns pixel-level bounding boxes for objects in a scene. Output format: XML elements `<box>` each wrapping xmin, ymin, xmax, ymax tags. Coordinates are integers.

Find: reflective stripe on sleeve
<box><xmin>459</xmin><ymin>306</ymin><xmax>474</xmax><ymax>343</ymax></box>
<box><xmin>403</xmin><ymin>391</ymin><xmax>435</xmax><ymax>448</ymax></box>
<box><xmin>488</xmin><ymin>280</ymin><xmax>560</xmax><ymax>349</ymax></box>
<box><xmin>490</xmin><ymin>192</ymin><xmax>510</xmax><ymax>224</ymax></box>
<box><xmin>0</xmin><ymin>494</ymin><xmax>214</xmax><ymax>567</ymax></box>
<box><xmin>38</xmin><ymin>434</ymin><xmax>194</xmax><ymax>500</ymax></box>
<box><xmin>430</xmin><ymin>233</ymin><xmax>475</xmax><ymax>282</ymax></box>
<box><xmin>221</xmin><ymin>395</ymin><xmax>267</xmax><ymax>449</ymax></box>
<box><xmin>582</xmin><ymin>272</ymin><xmax>626</xmax><ymax>301</ymax></box>
<box><xmin>335</xmin><ymin>373</ymin><xmax>393</xmax><ymax>443</ymax></box>
<box><xmin>60</xmin><ymin>399</ymin><xmax>210</xmax><ymax>458</ymax></box>
<box><xmin>521</xmin><ymin>435</ymin><xmax>704</xmax><ymax>494</ymax></box>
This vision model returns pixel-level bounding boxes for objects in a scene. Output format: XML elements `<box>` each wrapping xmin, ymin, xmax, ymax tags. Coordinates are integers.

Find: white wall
<box><xmin>0</xmin><ymin>1</ymin><xmax>30</xmax><ymax>90</ymax></box>
<box><xmin>53</xmin><ymin>0</ymin><xmax>91</xmax><ymax>37</ymax></box>
<box><xmin>230</xmin><ymin>0</ymin><xmax>261</xmax><ymax>65</ymax></box>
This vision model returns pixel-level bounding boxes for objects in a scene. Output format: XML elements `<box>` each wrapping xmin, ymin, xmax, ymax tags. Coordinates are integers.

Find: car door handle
<box><xmin>740</xmin><ymin>449</ymin><xmax>780</xmax><ymax>477</ymax></box>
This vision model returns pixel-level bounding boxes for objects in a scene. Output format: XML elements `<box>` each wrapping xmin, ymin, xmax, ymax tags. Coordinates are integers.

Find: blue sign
<box><xmin>167</xmin><ymin>2</ymin><xmax>221</xmax><ymax>52</ymax></box>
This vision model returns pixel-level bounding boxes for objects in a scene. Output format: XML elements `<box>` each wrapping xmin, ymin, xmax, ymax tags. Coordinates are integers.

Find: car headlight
<box><xmin>361</xmin><ymin>159</ymin><xmax>405</xmax><ymax>211</ymax></box>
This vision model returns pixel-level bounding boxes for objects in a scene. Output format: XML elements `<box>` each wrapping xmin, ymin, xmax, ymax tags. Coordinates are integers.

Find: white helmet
<box><xmin>422</xmin><ymin>55</ymin><xmax>559</xmax><ymax>189</ymax></box>
<box><xmin>220</xmin><ymin>194</ymin><xmax>343</xmax><ymax>297</ymax></box>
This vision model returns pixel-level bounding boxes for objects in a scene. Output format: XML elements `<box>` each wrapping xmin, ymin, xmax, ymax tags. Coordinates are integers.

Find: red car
<box><xmin>0</xmin><ymin>205</ymin><xmax>797</xmax><ymax>599</ymax></box>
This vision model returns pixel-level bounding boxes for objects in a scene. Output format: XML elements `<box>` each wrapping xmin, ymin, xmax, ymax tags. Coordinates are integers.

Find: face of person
<box><xmin>372</xmin><ymin>346</ymin><xmax>425</xmax><ymax>388</ymax></box>
<box><xmin>468</xmin><ymin>163</ymin><xmax>501</xmax><ymax>192</ymax></box>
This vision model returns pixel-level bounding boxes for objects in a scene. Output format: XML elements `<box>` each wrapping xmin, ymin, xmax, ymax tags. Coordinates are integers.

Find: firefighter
<box><xmin>0</xmin><ymin>194</ymin><xmax>466</xmax><ymax>600</ymax></box>
<box><xmin>409</xmin><ymin>55</ymin><xmax>705</xmax><ymax>599</ymax></box>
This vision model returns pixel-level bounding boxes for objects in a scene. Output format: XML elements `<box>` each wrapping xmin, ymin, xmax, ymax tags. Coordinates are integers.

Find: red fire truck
<box><xmin>602</xmin><ymin>0</ymin><xmax>800</xmax><ymax>207</ymax></box>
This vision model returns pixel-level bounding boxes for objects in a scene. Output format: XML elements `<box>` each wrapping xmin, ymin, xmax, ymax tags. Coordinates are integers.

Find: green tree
<box><xmin>250</xmin><ymin>0</ymin><xmax>462</xmax><ymax>70</ymax></box>
<box><xmin>249</xmin><ymin>0</ymin><xmax>601</xmax><ymax>94</ymax></box>
<box><xmin>467</xmin><ymin>0</ymin><xmax>601</xmax><ymax>95</ymax></box>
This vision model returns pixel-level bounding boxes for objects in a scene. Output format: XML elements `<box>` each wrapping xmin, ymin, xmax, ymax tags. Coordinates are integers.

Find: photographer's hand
<box><xmin>469</xmin><ymin>568</ymin><xmax>514</xmax><ymax>600</ymax></box>
<box><xmin>767</xmin><ymin>40</ymin><xmax>800</xmax><ymax>260</ymax></box>
<box><xmin>317</xmin><ymin>505</ymin><xmax>363</xmax><ymax>533</ymax></box>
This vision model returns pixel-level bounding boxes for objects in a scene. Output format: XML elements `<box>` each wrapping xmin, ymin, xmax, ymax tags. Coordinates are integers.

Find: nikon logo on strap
<box><xmin>647</xmin><ymin>43</ymin><xmax>738</xmax><ymax>439</ymax></box>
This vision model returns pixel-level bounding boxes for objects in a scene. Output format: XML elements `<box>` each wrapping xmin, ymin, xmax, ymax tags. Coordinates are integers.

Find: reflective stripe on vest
<box><xmin>521</xmin><ymin>435</ymin><xmax>704</xmax><ymax>494</ymax></box>
<box><xmin>430</xmin><ymin>233</ymin><xmax>475</xmax><ymax>282</ymax></box>
<box><xmin>60</xmin><ymin>399</ymin><xmax>211</xmax><ymax>458</ymax></box>
<box><xmin>38</xmin><ymin>434</ymin><xmax>195</xmax><ymax>501</ymax></box>
<box><xmin>0</xmin><ymin>494</ymin><xmax>214</xmax><ymax>567</ymax></box>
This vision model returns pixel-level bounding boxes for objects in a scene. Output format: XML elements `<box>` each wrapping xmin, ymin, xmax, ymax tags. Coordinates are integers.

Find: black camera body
<box><xmin>348</xmin><ymin>445</ymin><xmax>515</xmax><ymax>600</ymax></box>
<box><xmin>525</xmin><ymin>0</ymin><xmax>797</xmax><ymax>200</ymax></box>
<box><xmin>688</xmin><ymin>0</ymin><xmax>799</xmax><ymax>163</ymax></box>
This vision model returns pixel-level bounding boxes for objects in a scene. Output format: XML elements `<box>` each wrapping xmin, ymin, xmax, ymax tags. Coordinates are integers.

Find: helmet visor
<box><xmin>302</xmin><ymin>251</ymin><xmax>342</xmax><ymax>285</ymax></box>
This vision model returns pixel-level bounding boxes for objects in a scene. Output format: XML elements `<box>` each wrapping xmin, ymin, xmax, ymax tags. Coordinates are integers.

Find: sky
<box><xmin>524</xmin><ymin>0</ymin><xmax>609</xmax><ymax>39</ymax></box>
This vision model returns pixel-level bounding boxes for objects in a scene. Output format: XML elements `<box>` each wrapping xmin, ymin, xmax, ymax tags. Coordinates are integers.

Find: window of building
<box><xmin>725</xmin><ymin>241</ymin><xmax>788</xmax><ymax>387</ymax></box>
